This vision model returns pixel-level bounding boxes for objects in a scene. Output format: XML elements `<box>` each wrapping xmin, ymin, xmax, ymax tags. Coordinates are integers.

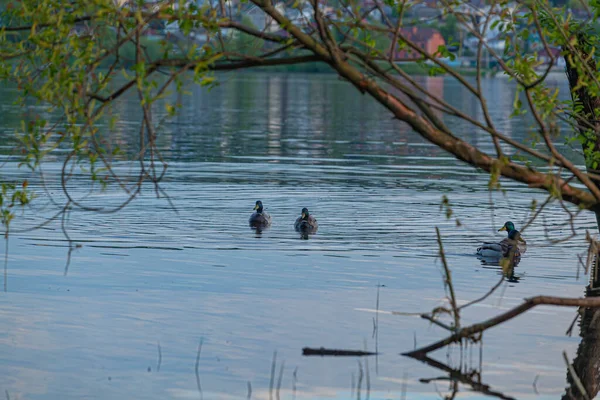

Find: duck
<box><xmin>294</xmin><ymin>207</ymin><xmax>318</xmax><ymax>232</ymax></box>
<box><xmin>476</xmin><ymin>221</ymin><xmax>527</xmax><ymax>259</ymax></box>
<box><xmin>249</xmin><ymin>200</ymin><xmax>271</xmax><ymax>228</ymax></box>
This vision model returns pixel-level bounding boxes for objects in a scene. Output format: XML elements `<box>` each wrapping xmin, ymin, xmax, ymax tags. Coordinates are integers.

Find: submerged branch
<box><xmin>302</xmin><ymin>347</ymin><xmax>377</xmax><ymax>356</ymax></box>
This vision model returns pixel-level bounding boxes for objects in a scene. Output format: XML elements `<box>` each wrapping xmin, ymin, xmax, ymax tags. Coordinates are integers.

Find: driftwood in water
<box><xmin>302</xmin><ymin>347</ymin><xmax>377</xmax><ymax>356</ymax></box>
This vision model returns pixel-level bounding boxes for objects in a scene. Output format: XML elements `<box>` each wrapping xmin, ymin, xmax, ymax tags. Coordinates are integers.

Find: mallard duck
<box><xmin>476</xmin><ymin>221</ymin><xmax>527</xmax><ymax>259</ymax></box>
<box><xmin>249</xmin><ymin>200</ymin><xmax>271</xmax><ymax>228</ymax></box>
<box><xmin>294</xmin><ymin>207</ymin><xmax>318</xmax><ymax>232</ymax></box>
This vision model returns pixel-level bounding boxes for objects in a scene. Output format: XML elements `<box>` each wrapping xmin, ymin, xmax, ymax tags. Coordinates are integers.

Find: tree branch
<box><xmin>404</xmin><ymin>295</ymin><xmax>600</xmax><ymax>357</ymax></box>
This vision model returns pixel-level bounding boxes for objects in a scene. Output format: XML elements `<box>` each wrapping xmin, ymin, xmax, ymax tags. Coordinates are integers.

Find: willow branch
<box><xmin>524</xmin><ymin>90</ymin><xmax>600</xmax><ymax>202</ymax></box>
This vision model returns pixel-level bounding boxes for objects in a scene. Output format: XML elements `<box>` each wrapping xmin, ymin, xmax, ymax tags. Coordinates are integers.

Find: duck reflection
<box><xmin>298</xmin><ymin>231</ymin><xmax>312</xmax><ymax>240</ymax></box>
<box><xmin>478</xmin><ymin>257</ymin><xmax>522</xmax><ymax>283</ymax></box>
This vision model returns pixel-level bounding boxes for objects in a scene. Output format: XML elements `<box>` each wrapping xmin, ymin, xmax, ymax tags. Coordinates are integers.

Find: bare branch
<box><xmin>405</xmin><ymin>295</ymin><xmax>600</xmax><ymax>357</ymax></box>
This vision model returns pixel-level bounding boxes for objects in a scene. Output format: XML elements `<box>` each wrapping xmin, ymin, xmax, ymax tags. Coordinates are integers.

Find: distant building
<box><xmin>394</xmin><ymin>27</ymin><xmax>446</xmax><ymax>59</ymax></box>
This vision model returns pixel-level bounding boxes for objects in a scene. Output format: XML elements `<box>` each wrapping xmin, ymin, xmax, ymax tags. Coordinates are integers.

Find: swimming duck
<box><xmin>476</xmin><ymin>221</ymin><xmax>527</xmax><ymax>259</ymax></box>
<box><xmin>294</xmin><ymin>207</ymin><xmax>318</xmax><ymax>232</ymax></box>
<box><xmin>249</xmin><ymin>200</ymin><xmax>271</xmax><ymax>228</ymax></box>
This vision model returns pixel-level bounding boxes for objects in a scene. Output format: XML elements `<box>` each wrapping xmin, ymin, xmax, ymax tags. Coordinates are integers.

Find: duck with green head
<box><xmin>249</xmin><ymin>200</ymin><xmax>272</xmax><ymax>228</ymax></box>
<box><xmin>477</xmin><ymin>221</ymin><xmax>527</xmax><ymax>259</ymax></box>
<box><xmin>294</xmin><ymin>207</ymin><xmax>318</xmax><ymax>232</ymax></box>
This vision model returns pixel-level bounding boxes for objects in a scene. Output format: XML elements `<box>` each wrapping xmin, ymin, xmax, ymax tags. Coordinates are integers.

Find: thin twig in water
<box><xmin>532</xmin><ymin>375</ymin><xmax>539</xmax><ymax>395</ymax></box>
<box><xmin>374</xmin><ymin>283</ymin><xmax>380</xmax><ymax>339</ymax></box>
<box><xmin>372</xmin><ymin>317</ymin><xmax>376</xmax><ymax>337</ymax></box>
<box><xmin>364</xmin><ymin>346</ymin><xmax>370</xmax><ymax>400</ymax></box>
<box><xmin>563</xmin><ymin>351</ymin><xmax>590</xmax><ymax>400</ymax></box>
<box><xmin>566</xmin><ymin>312</ymin><xmax>580</xmax><ymax>336</ymax></box>
<box><xmin>5</xmin><ymin>389</ymin><xmax>9</xmax><ymax>400</ymax></box>
<box><xmin>157</xmin><ymin>341</ymin><xmax>162</xmax><ymax>372</ymax></box>
<box><xmin>578</xmin><ymin>254</ymin><xmax>587</xmax><ymax>280</ymax></box>
<box><xmin>276</xmin><ymin>360</ymin><xmax>285</xmax><ymax>400</ymax></box>
<box><xmin>64</xmin><ymin>246</ymin><xmax>73</xmax><ymax>277</ymax></box>
<box><xmin>351</xmin><ymin>372</ymin><xmax>355</xmax><ymax>398</ymax></box>
<box><xmin>292</xmin><ymin>367</ymin><xmax>298</xmax><ymax>400</ymax></box>
<box><xmin>356</xmin><ymin>360</ymin><xmax>363</xmax><ymax>400</ymax></box>
<box><xmin>479</xmin><ymin>336</ymin><xmax>483</xmax><ymax>376</ymax></box>
<box><xmin>62</xmin><ymin>202</ymin><xmax>75</xmax><ymax>276</ymax></box>
<box><xmin>195</xmin><ymin>339</ymin><xmax>203</xmax><ymax>400</ymax></box>
<box><xmin>3</xmin><ymin>233</ymin><xmax>8</xmax><ymax>293</ymax></box>
<box><xmin>375</xmin><ymin>283</ymin><xmax>380</xmax><ymax>374</ymax></box>
<box><xmin>269</xmin><ymin>351</ymin><xmax>277</xmax><ymax>400</ymax></box>
<box><xmin>436</xmin><ymin>227</ymin><xmax>460</xmax><ymax>329</ymax></box>
<box><xmin>247</xmin><ymin>381</ymin><xmax>252</xmax><ymax>400</ymax></box>
<box><xmin>400</xmin><ymin>372</ymin><xmax>408</xmax><ymax>400</ymax></box>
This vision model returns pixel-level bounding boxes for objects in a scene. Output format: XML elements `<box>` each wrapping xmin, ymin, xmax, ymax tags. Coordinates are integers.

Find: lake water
<box><xmin>0</xmin><ymin>73</ymin><xmax>597</xmax><ymax>400</ymax></box>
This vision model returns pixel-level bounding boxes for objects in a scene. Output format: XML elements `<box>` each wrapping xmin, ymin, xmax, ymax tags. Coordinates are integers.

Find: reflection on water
<box><xmin>563</xmin><ymin>287</ymin><xmax>600</xmax><ymax>400</ymax></box>
<box><xmin>477</xmin><ymin>251</ymin><xmax>523</xmax><ymax>283</ymax></box>
<box><xmin>410</xmin><ymin>353</ymin><xmax>516</xmax><ymax>400</ymax></box>
<box><xmin>0</xmin><ymin>73</ymin><xmax>596</xmax><ymax>399</ymax></box>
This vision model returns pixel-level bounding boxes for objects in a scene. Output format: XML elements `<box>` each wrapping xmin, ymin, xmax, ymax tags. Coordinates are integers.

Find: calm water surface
<box><xmin>0</xmin><ymin>73</ymin><xmax>596</xmax><ymax>400</ymax></box>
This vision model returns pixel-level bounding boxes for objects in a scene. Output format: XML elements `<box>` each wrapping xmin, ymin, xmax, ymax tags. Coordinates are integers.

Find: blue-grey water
<box><xmin>0</xmin><ymin>72</ymin><xmax>595</xmax><ymax>399</ymax></box>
